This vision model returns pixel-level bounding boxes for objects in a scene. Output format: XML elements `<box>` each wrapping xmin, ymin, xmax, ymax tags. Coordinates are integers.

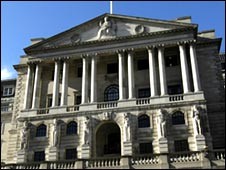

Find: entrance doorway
<box><xmin>96</xmin><ymin>122</ymin><xmax>121</xmax><ymax>157</ymax></box>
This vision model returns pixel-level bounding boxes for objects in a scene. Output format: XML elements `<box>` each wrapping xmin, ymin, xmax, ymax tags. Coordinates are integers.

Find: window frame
<box><xmin>104</xmin><ymin>85</ymin><xmax>119</xmax><ymax>102</ymax></box>
<box><xmin>34</xmin><ymin>151</ymin><xmax>45</xmax><ymax>162</ymax></box>
<box><xmin>3</xmin><ymin>85</ymin><xmax>14</xmax><ymax>97</ymax></box>
<box><xmin>66</xmin><ymin>121</ymin><xmax>77</xmax><ymax>135</ymax></box>
<box><xmin>138</xmin><ymin>114</ymin><xmax>150</xmax><ymax>128</ymax></box>
<box><xmin>36</xmin><ymin>124</ymin><xmax>47</xmax><ymax>137</ymax></box>
<box><xmin>139</xmin><ymin>142</ymin><xmax>153</xmax><ymax>154</ymax></box>
<box><xmin>172</xmin><ymin>111</ymin><xmax>185</xmax><ymax>125</ymax></box>
<box><xmin>174</xmin><ymin>139</ymin><xmax>189</xmax><ymax>152</ymax></box>
<box><xmin>138</xmin><ymin>88</ymin><xmax>150</xmax><ymax>98</ymax></box>
<box><xmin>65</xmin><ymin>148</ymin><xmax>77</xmax><ymax>160</ymax></box>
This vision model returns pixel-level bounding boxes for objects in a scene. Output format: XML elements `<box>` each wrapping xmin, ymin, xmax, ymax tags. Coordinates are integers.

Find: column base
<box><xmin>123</xmin><ymin>141</ymin><xmax>133</xmax><ymax>156</ymax></box>
<box><xmin>49</xmin><ymin>147</ymin><xmax>58</xmax><ymax>161</ymax></box>
<box><xmin>17</xmin><ymin>149</ymin><xmax>27</xmax><ymax>163</ymax></box>
<box><xmin>159</xmin><ymin>138</ymin><xmax>169</xmax><ymax>153</ymax></box>
<box><xmin>195</xmin><ymin>135</ymin><xmax>206</xmax><ymax>151</ymax></box>
<box><xmin>81</xmin><ymin>145</ymin><xmax>91</xmax><ymax>158</ymax></box>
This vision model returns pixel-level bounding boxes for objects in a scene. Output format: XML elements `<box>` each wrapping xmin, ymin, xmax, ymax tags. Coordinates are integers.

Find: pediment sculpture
<box><xmin>97</xmin><ymin>17</ymin><xmax>117</xmax><ymax>39</ymax></box>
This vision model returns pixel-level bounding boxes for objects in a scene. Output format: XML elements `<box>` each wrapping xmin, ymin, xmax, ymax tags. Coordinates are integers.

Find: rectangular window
<box><xmin>174</xmin><ymin>140</ymin><xmax>189</xmax><ymax>152</ymax></box>
<box><xmin>76</xmin><ymin>95</ymin><xmax>81</xmax><ymax>105</ymax></box>
<box><xmin>3</xmin><ymin>86</ymin><xmax>14</xmax><ymax>96</ymax></box>
<box><xmin>168</xmin><ymin>84</ymin><xmax>182</xmax><ymax>95</ymax></box>
<box><xmin>107</xmin><ymin>63</ymin><xmax>118</xmax><ymax>74</ymax></box>
<box><xmin>77</xmin><ymin>67</ymin><xmax>82</xmax><ymax>77</ymax></box>
<box><xmin>47</xmin><ymin>95</ymin><xmax>52</xmax><ymax>108</ymax></box>
<box><xmin>139</xmin><ymin>143</ymin><xmax>153</xmax><ymax>154</ymax></box>
<box><xmin>34</xmin><ymin>151</ymin><xmax>45</xmax><ymax>162</ymax></box>
<box><xmin>65</xmin><ymin>148</ymin><xmax>77</xmax><ymax>160</ymax></box>
<box><xmin>165</xmin><ymin>55</ymin><xmax>179</xmax><ymax>67</ymax></box>
<box><xmin>137</xmin><ymin>59</ymin><xmax>149</xmax><ymax>70</ymax></box>
<box><xmin>138</xmin><ymin>88</ymin><xmax>150</xmax><ymax>98</ymax></box>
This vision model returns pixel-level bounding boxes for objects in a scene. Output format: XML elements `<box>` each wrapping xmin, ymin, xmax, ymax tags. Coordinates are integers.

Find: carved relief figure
<box><xmin>192</xmin><ymin>105</ymin><xmax>202</xmax><ymax>136</ymax></box>
<box><xmin>157</xmin><ymin>109</ymin><xmax>166</xmax><ymax>138</ymax></box>
<box><xmin>20</xmin><ymin>121</ymin><xmax>29</xmax><ymax>150</ymax></box>
<box><xmin>123</xmin><ymin>113</ymin><xmax>131</xmax><ymax>142</ymax></box>
<box><xmin>97</xmin><ymin>17</ymin><xmax>116</xmax><ymax>39</ymax></box>
<box><xmin>83</xmin><ymin>116</ymin><xmax>90</xmax><ymax>145</ymax></box>
<box><xmin>52</xmin><ymin>119</ymin><xmax>59</xmax><ymax>147</ymax></box>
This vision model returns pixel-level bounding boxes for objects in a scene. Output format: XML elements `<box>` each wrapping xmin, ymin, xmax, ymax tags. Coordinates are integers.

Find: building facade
<box><xmin>1</xmin><ymin>13</ymin><xmax>225</xmax><ymax>169</ymax></box>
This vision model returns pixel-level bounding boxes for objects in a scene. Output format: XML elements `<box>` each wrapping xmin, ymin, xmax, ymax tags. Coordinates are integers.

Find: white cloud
<box><xmin>1</xmin><ymin>67</ymin><xmax>14</xmax><ymax>80</ymax></box>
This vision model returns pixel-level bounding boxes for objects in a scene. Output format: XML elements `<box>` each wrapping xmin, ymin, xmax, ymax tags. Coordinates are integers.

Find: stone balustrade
<box><xmin>169</xmin><ymin>94</ymin><xmax>184</xmax><ymax>102</ymax></box>
<box><xmin>37</xmin><ymin>108</ymin><xmax>49</xmax><ymax>115</ymax></box>
<box><xmin>212</xmin><ymin>149</ymin><xmax>225</xmax><ymax>160</ymax></box>
<box><xmin>49</xmin><ymin>160</ymin><xmax>76</xmax><ymax>169</ymax></box>
<box><xmin>131</xmin><ymin>154</ymin><xmax>160</xmax><ymax>165</ymax></box>
<box><xmin>66</xmin><ymin>105</ymin><xmax>80</xmax><ymax>112</ymax></box>
<box><xmin>169</xmin><ymin>151</ymin><xmax>200</xmax><ymax>163</ymax></box>
<box><xmin>97</xmin><ymin>101</ymin><xmax>118</xmax><ymax>109</ymax></box>
<box><xmin>85</xmin><ymin>157</ymin><xmax>120</xmax><ymax>168</ymax></box>
<box><xmin>136</xmin><ymin>98</ymin><xmax>150</xmax><ymax>105</ymax></box>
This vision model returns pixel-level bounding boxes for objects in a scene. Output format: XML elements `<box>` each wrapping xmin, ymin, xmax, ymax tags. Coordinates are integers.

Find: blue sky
<box><xmin>1</xmin><ymin>1</ymin><xmax>225</xmax><ymax>80</ymax></box>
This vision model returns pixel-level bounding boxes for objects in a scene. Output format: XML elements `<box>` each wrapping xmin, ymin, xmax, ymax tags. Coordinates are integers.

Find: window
<box><xmin>3</xmin><ymin>86</ymin><xmax>14</xmax><ymax>96</ymax></box>
<box><xmin>137</xmin><ymin>59</ymin><xmax>149</xmax><ymax>70</ymax></box>
<box><xmin>76</xmin><ymin>95</ymin><xmax>81</xmax><ymax>105</ymax></box>
<box><xmin>174</xmin><ymin>140</ymin><xmax>189</xmax><ymax>152</ymax></box>
<box><xmin>66</xmin><ymin>148</ymin><xmax>77</xmax><ymax>160</ymax></box>
<box><xmin>107</xmin><ymin>63</ymin><xmax>118</xmax><ymax>74</ymax></box>
<box><xmin>165</xmin><ymin>55</ymin><xmax>179</xmax><ymax>67</ymax></box>
<box><xmin>140</xmin><ymin>143</ymin><xmax>153</xmax><ymax>154</ymax></box>
<box><xmin>34</xmin><ymin>151</ymin><xmax>45</xmax><ymax>162</ymax></box>
<box><xmin>66</xmin><ymin>121</ymin><xmax>77</xmax><ymax>135</ymax></box>
<box><xmin>138</xmin><ymin>88</ymin><xmax>150</xmax><ymax>98</ymax></box>
<box><xmin>36</xmin><ymin>124</ymin><xmax>47</xmax><ymax>137</ymax></box>
<box><xmin>104</xmin><ymin>85</ymin><xmax>119</xmax><ymax>101</ymax></box>
<box><xmin>77</xmin><ymin>67</ymin><xmax>82</xmax><ymax>77</ymax></box>
<box><xmin>47</xmin><ymin>96</ymin><xmax>52</xmax><ymax>108</ymax></box>
<box><xmin>138</xmin><ymin>114</ymin><xmax>150</xmax><ymax>128</ymax></box>
<box><xmin>168</xmin><ymin>84</ymin><xmax>182</xmax><ymax>95</ymax></box>
<box><xmin>172</xmin><ymin>111</ymin><xmax>185</xmax><ymax>125</ymax></box>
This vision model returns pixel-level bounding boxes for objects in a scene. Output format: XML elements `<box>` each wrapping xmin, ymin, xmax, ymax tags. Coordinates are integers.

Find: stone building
<box><xmin>1</xmin><ymin>13</ymin><xmax>225</xmax><ymax>169</ymax></box>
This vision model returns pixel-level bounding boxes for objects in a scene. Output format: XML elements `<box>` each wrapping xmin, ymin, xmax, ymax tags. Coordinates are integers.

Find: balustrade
<box><xmin>136</xmin><ymin>98</ymin><xmax>150</xmax><ymax>105</ymax></box>
<box><xmin>66</xmin><ymin>105</ymin><xmax>80</xmax><ymax>112</ymax></box>
<box><xmin>85</xmin><ymin>157</ymin><xmax>120</xmax><ymax>168</ymax></box>
<box><xmin>37</xmin><ymin>108</ymin><xmax>49</xmax><ymax>115</ymax></box>
<box><xmin>169</xmin><ymin>94</ymin><xmax>184</xmax><ymax>102</ymax></box>
<box><xmin>169</xmin><ymin>151</ymin><xmax>200</xmax><ymax>163</ymax></box>
<box><xmin>212</xmin><ymin>149</ymin><xmax>225</xmax><ymax>160</ymax></box>
<box><xmin>131</xmin><ymin>154</ymin><xmax>159</xmax><ymax>165</ymax></box>
<box><xmin>97</xmin><ymin>101</ymin><xmax>118</xmax><ymax>109</ymax></box>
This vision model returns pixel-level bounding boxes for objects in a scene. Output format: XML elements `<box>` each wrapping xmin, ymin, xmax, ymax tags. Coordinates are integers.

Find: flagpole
<box><xmin>110</xmin><ymin>1</ymin><xmax>113</xmax><ymax>14</ymax></box>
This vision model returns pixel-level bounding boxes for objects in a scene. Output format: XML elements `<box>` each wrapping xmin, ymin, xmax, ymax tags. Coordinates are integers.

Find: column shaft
<box><xmin>148</xmin><ymin>48</ymin><xmax>157</xmax><ymax>97</ymax></box>
<box><xmin>90</xmin><ymin>56</ymin><xmax>97</xmax><ymax>103</ymax></box>
<box><xmin>118</xmin><ymin>52</ymin><xmax>125</xmax><ymax>100</ymax></box>
<box><xmin>60</xmin><ymin>60</ymin><xmax>69</xmax><ymax>106</ymax></box>
<box><xmin>81</xmin><ymin>57</ymin><xmax>88</xmax><ymax>104</ymax></box>
<box><xmin>190</xmin><ymin>44</ymin><xmax>201</xmax><ymax>92</ymax></box>
<box><xmin>127</xmin><ymin>51</ymin><xmax>135</xmax><ymax>99</ymax></box>
<box><xmin>23</xmin><ymin>64</ymin><xmax>33</xmax><ymax>109</ymax></box>
<box><xmin>52</xmin><ymin>61</ymin><xmax>60</xmax><ymax>107</ymax></box>
<box><xmin>158</xmin><ymin>48</ymin><xmax>167</xmax><ymax>96</ymax></box>
<box><xmin>179</xmin><ymin>44</ymin><xmax>191</xmax><ymax>93</ymax></box>
<box><xmin>32</xmin><ymin>64</ymin><xmax>42</xmax><ymax>109</ymax></box>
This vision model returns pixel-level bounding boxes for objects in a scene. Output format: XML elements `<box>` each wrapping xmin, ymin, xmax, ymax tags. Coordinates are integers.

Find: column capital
<box><xmin>116</xmin><ymin>49</ymin><xmax>126</xmax><ymax>54</ymax></box>
<box><xmin>157</xmin><ymin>44</ymin><xmax>165</xmax><ymax>49</ymax></box>
<box><xmin>126</xmin><ymin>48</ymin><xmax>134</xmax><ymax>53</ymax></box>
<box><xmin>27</xmin><ymin>60</ymin><xmax>42</xmax><ymax>65</ymax></box>
<box><xmin>146</xmin><ymin>45</ymin><xmax>156</xmax><ymax>50</ymax></box>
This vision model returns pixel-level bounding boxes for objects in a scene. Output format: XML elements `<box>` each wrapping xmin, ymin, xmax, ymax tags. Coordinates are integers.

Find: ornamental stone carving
<box><xmin>97</xmin><ymin>17</ymin><xmax>116</xmax><ymax>39</ymax></box>
<box><xmin>52</xmin><ymin>119</ymin><xmax>60</xmax><ymax>147</ymax></box>
<box><xmin>83</xmin><ymin>116</ymin><xmax>90</xmax><ymax>145</ymax></box>
<box><xmin>156</xmin><ymin>109</ymin><xmax>166</xmax><ymax>139</ymax></box>
<box><xmin>70</xmin><ymin>34</ymin><xmax>81</xmax><ymax>43</ymax></box>
<box><xmin>135</xmin><ymin>25</ymin><xmax>146</xmax><ymax>34</ymax></box>
<box><xmin>123</xmin><ymin>113</ymin><xmax>131</xmax><ymax>142</ymax></box>
<box><xmin>20</xmin><ymin>121</ymin><xmax>29</xmax><ymax>150</ymax></box>
<box><xmin>192</xmin><ymin>105</ymin><xmax>202</xmax><ymax>136</ymax></box>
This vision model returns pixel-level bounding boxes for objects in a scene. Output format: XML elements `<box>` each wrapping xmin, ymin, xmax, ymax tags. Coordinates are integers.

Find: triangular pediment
<box><xmin>24</xmin><ymin>13</ymin><xmax>197</xmax><ymax>54</ymax></box>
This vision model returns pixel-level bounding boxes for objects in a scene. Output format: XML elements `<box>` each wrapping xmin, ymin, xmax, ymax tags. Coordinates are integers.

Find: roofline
<box><xmin>1</xmin><ymin>78</ymin><xmax>17</xmax><ymax>82</ymax></box>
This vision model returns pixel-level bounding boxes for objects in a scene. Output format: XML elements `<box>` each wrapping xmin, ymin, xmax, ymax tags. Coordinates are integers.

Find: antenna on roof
<box><xmin>110</xmin><ymin>1</ymin><xmax>113</xmax><ymax>14</ymax></box>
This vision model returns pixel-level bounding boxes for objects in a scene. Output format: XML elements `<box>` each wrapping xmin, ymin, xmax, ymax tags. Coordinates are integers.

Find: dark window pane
<box><xmin>137</xmin><ymin>59</ymin><xmax>149</xmax><ymax>70</ymax></box>
<box><xmin>165</xmin><ymin>55</ymin><xmax>179</xmax><ymax>67</ymax></box>
<box><xmin>174</xmin><ymin>140</ymin><xmax>189</xmax><ymax>152</ymax></box>
<box><xmin>172</xmin><ymin>111</ymin><xmax>185</xmax><ymax>125</ymax></box>
<box><xmin>221</xmin><ymin>62</ymin><xmax>225</xmax><ymax>70</ymax></box>
<box><xmin>140</xmin><ymin>143</ymin><xmax>153</xmax><ymax>154</ymax></box>
<box><xmin>77</xmin><ymin>67</ymin><xmax>82</xmax><ymax>77</ymax></box>
<box><xmin>47</xmin><ymin>97</ymin><xmax>52</xmax><ymax>107</ymax></box>
<box><xmin>107</xmin><ymin>63</ymin><xmax>118</xmax><ymax>74</ymax></box>
<box><xmin>36</xmin><ymin>124</ymin><xmax>47</xmax><ymax>137</ymax></box>
<box><xmin>168</xmin><ymin>84</ymin><xmax>182</xmax><ymax>95</ymax></box>
<box><xmin>34</xmin><ymin>151</ymin><xmax>45</xmax><ymax>162</ymax></box>
<box><xmin>104</xmin><ymin>85</ymin><xmax>119</xmax><ymax>101</ymax></box>
<box><xmin>138</xmin><ymin>114</ymin><xmax>150</xmax><ymax>128</ymax></box>
<box><xmin>67</xmin><ymin>121</ymin><xmax>77</xmax><ymax>135</ymax></box>
<box><xmin>138</xmin><ymin>88</ymin><xmax>150</xmax><ymax>98</ymax></box>
<box><xmin>76</xmin><ymin>96</ymin><xmax>81</xmax><ymax>105</ymax></box>
<box><xmin>66</xmin><ymin>148</ymin><xmax>77</xmax><ymax>160</ymax></box>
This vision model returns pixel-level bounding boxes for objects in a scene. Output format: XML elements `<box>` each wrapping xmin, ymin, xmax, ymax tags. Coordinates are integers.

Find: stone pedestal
<box><xmin>195</xmin><ymin>135</ymin><xmax>206</xmax><ymax>151</ymax></box>
<box><xmin>120</xmin><ymin>156</ymin><xmax>131</xmax><ymax>169</ymax></box>
<box><xmin>49</xmin><ymin>147</ymin><xmax>58</xmax><ymax>161</ymax></box>
<box><xmin>123</xmin><ymin>142</ymin><xmax>132</xmax><ymax>156</ymax></box>
<box><xmin>159</xmin><ymin>138</ymin><xmax>168</xmax><ymax>153</ymax></box>
<box><xmin>17</xmin><ymin>149</ymin><xmax>27</xmax><ymax>163</ymax></box>
<box><xmin>81</xmin><ymin>145</ymin><xmax>90</xmax><ymax>158</ymax></box>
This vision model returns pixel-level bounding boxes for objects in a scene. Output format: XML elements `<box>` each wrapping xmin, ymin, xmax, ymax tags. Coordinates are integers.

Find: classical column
<box><xmin>158</xmin><ymin>47</ymin><xmax>167</xmax><ymax>96</ymax></box>
<box><xmin>118</xmin><ymin>51</ymin><xmax>125</xmax><ymax>100</ymax></box>
<box><xmin>23</xmin><ymin>64</ymin><xmax>34</xmax><ymax>109</ymax></box>
<box><xmin>52</xmin><ymin>60</ymin><xmax>60</xmax><ymax>107</ymax></box>
<box><xmin>90</xmin><ymin>55</ymin><xmax>97</xmax><ymax>103</ymax></box>
<box><xmin>190</xmin><ymin>43</ymin><xmax>201</xmax><ymax>92</ymax></box>
<box><xmin>31</xmin><ymin>63</ymin><xmax>42</xmax><ymax>109</ymax></box>
<box><xmin>60</xmin><ymin>60</ymin><xmax>69</xmax><ymax>106</ymax></box>
<box><xmin>148</xmin><ymin>47</ymin><xmax>157</xmax><ymax>97</ymax></box>
<box><xmin>81</xmin><ymin>56</ymin><xmax>88</xmax><ymax>104</ymax></box>
<box><xmin>179</xmin><ymin>44</ymin><xmax>191</xmax><ymax>93</ymax></box>
<box><xmin>127</xmin><ymin>50</ymin><xmax>135</xmax><ymax>99</ymax></box>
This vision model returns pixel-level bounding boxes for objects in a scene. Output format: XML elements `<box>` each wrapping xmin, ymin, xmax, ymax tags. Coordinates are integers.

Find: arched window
<box><xmin>66</xmin><ymin>121</ymin><xmax>77</xmax><ymax>135</ymax></box>
<box><xmin>138</xmin><ymin>114</ymin><xmax>150</xmax><ymax>128</ymax></box>
<box><xmin>104</xmin><ymin>85</ymin><xmax>119</xmax><ymax>102</ymax></box>
<box><xmin>172</xmin><ymin>111</ymin><xmax>185</xmax><ymax>125</ymax></box>
<box><xmin>36</xmin><ymin>124</ymin><xmax>47</xmax><ymax>137</ymax></box>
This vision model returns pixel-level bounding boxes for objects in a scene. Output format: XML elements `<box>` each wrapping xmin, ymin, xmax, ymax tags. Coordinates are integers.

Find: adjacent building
<box><xmin>1</xmin><ymin>13</ymin><xmax>225</xmax><ymax>169</ymax></box>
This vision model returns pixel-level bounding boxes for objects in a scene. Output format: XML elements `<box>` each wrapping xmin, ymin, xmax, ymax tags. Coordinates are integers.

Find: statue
<box><xmin>83</xmin><ymin>116</ymin><xmax>90</xmax><ymax>145</ymax></box>
<box><xmin>157</xmin><ymin>109</ymin><xmax>166</xmax><ymax>138</ymax></box>
<box><xmin>192</xmin><ymin>105</ymin><xmax>202</xmax><ymax>136</ymax></box>
<box><xmin>52</xmin><ymin>119</ymin><xmax>59</xmax><ymax>147</ymax></box>
<box><xmin>123</xmin><ymin>113</ymin><xmax>131</xmax><ymax>142</ymax></box>
<box><xmin>20</xmin><ymin>121</ymin><xmax>29</xmax><ymax>150</ymax></box>
<box><xmin>97</xmin><ymin>17</ymin><xmax>115</xmax><ymax>39</ymax></box>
